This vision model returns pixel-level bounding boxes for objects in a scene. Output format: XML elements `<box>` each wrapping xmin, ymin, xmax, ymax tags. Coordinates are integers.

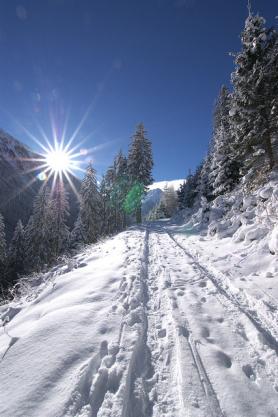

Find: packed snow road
<box><xmin>0</xmin><ymin>223</ymin><xmax>278</xmax><ymax>417</ymax></box>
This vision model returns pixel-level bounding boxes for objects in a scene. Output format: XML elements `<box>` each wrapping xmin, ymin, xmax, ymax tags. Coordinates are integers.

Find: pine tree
<box><xmin>163</xmin><ymin>185</ymin><xmax>178</xmax><ymax>217</ymax></box>
<box><xmin>177</xmin><ymin>181</ymin><xmax>187</xmax><ymax>209</ymax></box>
<box><xmin>79</xmin><ymin>163</ymin><xmax>101</xmax><ymax>244</ymax></box>
<box><xmin>210</xmin><ymin>86</ymin><xmax>240</xmax><ymax>196</ymax></box>
<box><xmin>70</xmin><ymin>214</ymin><xmax>86</xmax><ymax>247</ymax></box>
<box><xmin>100</xmin><ymin>166</ymin><xmax>117</xmax><ymax>235</ymax></box>
<box><xmin>197</xmin><ymin>153</ymin><xmax>214</xmax><ymax>201</ymax></box>
<box><xmin>127</xmin><ymin>123</ymin><xmax>154</xmax><ymax>223</ymax></box>
<box><xmin>264</xmin><ymin>28</ymin><xmax>278</xmax><ymax>167</ymax></box>
<box><xmin>230</xmin><ymin>11</ymin><xmax>276</xmax><ymax>185</ymax></box>
<box><xmin>8</xmin><ymin>219</ymin><xmax>25</xmax><ymax>281</ymax></box>
<box><xmin>178</xmin><ymin>169</ymin><xmax>199</xmax><ymax>209</ymax></box>
<box><xmin>25</xmin><ymin>185</ymin><xmax>53</xmax><ymax>271</ymax></box>
<box><xmin>147</xmin><ymin>200</ymin><xmax>167</xmax><ymax>220</ymax></box>
<box><xmin>0</xmin><ymin>212</ymin><xmax>6</xmax><ymax>281</ymax></box>
<box><xmin>49</xmin><ymin>180</ymin><xmax>70</xmax><ymax>259</ymax></box>
<box><xmin>112</xmin><ymin>151</ymin><xmax>129</xmax><ymax>230</ymax></box>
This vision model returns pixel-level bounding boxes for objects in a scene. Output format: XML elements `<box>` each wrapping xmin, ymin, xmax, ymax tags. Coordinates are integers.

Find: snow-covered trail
<box><xmin>147</xmin><ymin>224</ymin><xmax>278</xmax><ymax>417</ymax></box>
<box><xmin>0</xmin><ymin>223</ymin><xmax>278</xmax><ymax>417</ymax></box>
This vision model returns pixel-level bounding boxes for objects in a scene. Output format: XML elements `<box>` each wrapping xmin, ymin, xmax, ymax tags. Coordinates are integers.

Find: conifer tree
<box><xmin>79</xmin><ymin>163</ymin><xmax>101</xmax><ymax>244</ymax></box>
<box><xmin>0</xmin><ymin>212</ymin><xmax>6</xmax><ymax>279</ymax></box>
<box><xmin>70</xmin><ymin>214</ymin><xmax>86</xmax><ymax>247</ymax></box>
<box><xmin>163</xmin><ymin>185</ymin><xmax>178</xmax><ymax>217</ymax></box>
<box><xmin>8</xmin><ymin>219</ymin><xmax>25</xmax><ymax>281</ymax></box>
<box><xmin>197</xmin><ymin>154</ymin><xmax>214</xmax><ymax>201</ymax></box>
<box><xmin>210</xmin><ymin>86</ymin><xmax>240</xmax><ymax>196</ymax></box>
<box><xmin>25</xmin><ymin>185</ymin><xmax>53</xmax><ymax>271</ymax></box>
<box><xmin>49</xmin><ymin>180</ymin><xmax>70</xmax><ymax>259</ymax></box>
<box><xmin>127</xmin><ymin>123</ymin><xmax>153</xmax><ymax>223</ymax></box>
<box><xmin>177</xmin><ymin>181</ymin><xmax>187</xmax><ymax>210</ymax></box>
<box><xmin>148</xmin><ymin>200</ymin><xmax>167</xmax><ymax>220</ymax></box>
<box><xmin>112</xmin><ymin>151</ymin><xmax>129</xmax><ymax>230</ymax></box>
<box><xmin>100</xmin><ymin>165</ymin><xmax>117</xmax><ymax>235</ymax></box>
<box><xmin>230</xmin><ymin>11</ymin><xmax>276</xmax><ymax>184</ymax></box>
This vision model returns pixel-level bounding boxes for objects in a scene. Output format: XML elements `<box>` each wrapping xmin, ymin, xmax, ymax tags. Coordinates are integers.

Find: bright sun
<box><xmin>46</xmin><ymin>149</ymin><xmax>70</xmax><ymax>174</ymax></box>
<box><xmin>38</xmin><ymin>140</ymin><xmax>81</xmax><ymax>185</ymax></box>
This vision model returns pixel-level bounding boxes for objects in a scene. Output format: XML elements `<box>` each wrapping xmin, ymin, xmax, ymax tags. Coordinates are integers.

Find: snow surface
<box><xmin>1</xmin><ymin>196</ymin><xmax>278</xmax><ymax>417</ymax></box>
<box><xmin>148</xmin><ymin>179</ymin><xmax>185</xmax><ymax>191</ymax></box>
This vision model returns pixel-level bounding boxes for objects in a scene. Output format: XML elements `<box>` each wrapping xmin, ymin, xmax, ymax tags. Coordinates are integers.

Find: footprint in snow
<box><xmin>158</xmin><ymin>329</ymin><xmax>167</xmax><ymax>338</ymax></box>
<box><xmin>215</xmin><ymin>350</ymin><xmax>232</xmax><ymax>368</ymax></box>
<box><xmin>201</xmin><ymin>327</ymin><xmax>210</xmax><ymax>338</ymax></box>
<box><xmin>216</xmin><ymin>317</ymin><xmax>224</xmax><ymax>323</ymax></box>
<box><xmin>242</xmin><ymin>364</ymin><xmax>256</xmax><ymax>381</ymax></box>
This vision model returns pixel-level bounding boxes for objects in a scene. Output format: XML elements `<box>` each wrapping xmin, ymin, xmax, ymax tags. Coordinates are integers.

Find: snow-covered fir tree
<box><xmin>210</xmin><ymin>86</ymin><xmax>240</xmax><ymax>196</ymax></box>
<box><xmin>0</xmin><ymin>212</ymin><xmax>6</xmax><ymax>278</ymax></box>
<box><xmin>263</xmin><ymin>27</ymin><xmax>278</xmax><ymax>167</ymax></box>
<box><xmin>177</xmin><ymin>181</ymin><xmax>187</xmax><ymax>209</ymax></box>
<box><xmin>112</xmin><ymin>151</ymin><xmax>129</xmax><ymax>231</ymax></box>
<box><xmin>49</xmin><ymin>180</ymin><xmax>70</xmax><ymax>259</ymax></box>
<box><xmin>197</xmin><ymin>154</ymin><xmax>214</xmax><ymax>202</ymax></box>
<box><xmin>162</xmin><ymin>184</ymin><xmax>178</xmax><ymax>217</ymax></box>
<box><xmin>70</xmin><ymin>214</ymin><xmax>86</xmax><ymax>248</ymax></box>
<box><xmin>127</xmin><ymin>123</ymin><xmax>153</xmax><ymax>223</ymax></box>
<box><xmin>230</xmin><ymin>11</ymin><xmax>276</xmax><ymax>186</ymax></box>
<box><xmin>100</xmin><ymin>165</ymin><xmax>117</xmax><ymax>236</ymax></box>
<box><xmin>178</xmin><ymin>169</ymin><xmax>199</xmax><ymax>209</ymax></box>
<box><xmin>25</xmin><ymin>185</ymin><xmax>53</xmax><ymax>271</ymax></box>
<box><xmin>79</xmin><ymin>163</ymin><xmax>101</xmax><ymax>244</ymax></box>
<box><xmin>147</xmin><ymin>199</ymin><xmax>167</xmax><ymax>220</ymax></box>
<box><xmin>7</xmin><ymin>219</ymin><xmax>25</xmax><ymax>282</ymax></box>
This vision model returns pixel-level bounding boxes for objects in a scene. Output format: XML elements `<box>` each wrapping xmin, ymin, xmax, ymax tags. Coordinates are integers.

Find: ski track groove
<box><xmin>164</xmin><ymin>227</ymin><xmax>278</xmax><ymax>354</ymax></box>
<box><xmin>148</xmin><ymin>230</ymin><xmax>225</xmax><ymax>417</ymax></box>
<box><xmin>59</xmin><ymin>224</ymin><xmax>278</xmax><ymax>417</ymax></box>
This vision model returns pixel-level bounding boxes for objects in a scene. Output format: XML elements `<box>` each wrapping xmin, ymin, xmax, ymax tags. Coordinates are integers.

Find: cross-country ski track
<box><xmin>0</xmin><ymin>222</ymin><xmax>278</xmax><ymax>417</ymax></box>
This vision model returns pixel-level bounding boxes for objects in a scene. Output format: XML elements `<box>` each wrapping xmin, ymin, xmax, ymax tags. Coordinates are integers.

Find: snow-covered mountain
<box><xmin>142</xmin><ymin>179</ymin><xmax>185</xmax><ymax>219</ymax></box>
<box><xmin>148</xmin><ymin>178</ymin><xmax>185</xmax><ymax>191</ymax></box>
<box><xmin>142</xmin><ymin>188</ymin><xmax>163</xmax><ymax>219</ymax></box>
<box><xmin>0</xmin><ymin>130</ymin><xmax>79</xmax><ymax>239</ymax></box>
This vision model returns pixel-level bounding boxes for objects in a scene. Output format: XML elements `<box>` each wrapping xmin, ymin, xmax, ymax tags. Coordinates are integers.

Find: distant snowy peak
<box><xmin>0</xmin><ymin>129</ymin><xmax>40</xmax><ymax>171</ymax></box>
<box><xmin>142</xmin><ymin>179</ymin><xmax>185</xmax><ymax>219</ymax></box>
<box><xmin>142</xmin><ymin>188</ymin><xmax>163</xmax><ymax>219</ymax></box>
<box><xmin>148</xmin><ymin>179</ymin><xmax>185</xmax><ymax>191</ymax></box>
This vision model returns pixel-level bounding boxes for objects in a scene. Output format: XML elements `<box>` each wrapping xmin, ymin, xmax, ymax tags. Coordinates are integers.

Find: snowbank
<box><xmin>184</xmin><ymin>173</ymin><xmax>278</xmax><ymax>253</ymax></box>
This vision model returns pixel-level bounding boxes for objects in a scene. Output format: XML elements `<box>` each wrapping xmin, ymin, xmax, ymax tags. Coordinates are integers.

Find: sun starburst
<box><xmin>40</xmin><ymin>141</ymin><xmax>80</xmax><ymax>179</ymax></box>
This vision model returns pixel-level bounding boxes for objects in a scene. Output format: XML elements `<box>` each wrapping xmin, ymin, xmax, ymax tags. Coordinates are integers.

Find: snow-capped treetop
<box><xmin>127</xmin><ymin>122</ymin><xmax>154</xmax><ymax>189</ymax></box>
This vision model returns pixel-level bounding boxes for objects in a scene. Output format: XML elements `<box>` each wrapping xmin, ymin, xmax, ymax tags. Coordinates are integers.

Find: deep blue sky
<box><xmin>0</xmin><ymin>0</ymin><xmax>277</xmax><ymax>181</ymax></box>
